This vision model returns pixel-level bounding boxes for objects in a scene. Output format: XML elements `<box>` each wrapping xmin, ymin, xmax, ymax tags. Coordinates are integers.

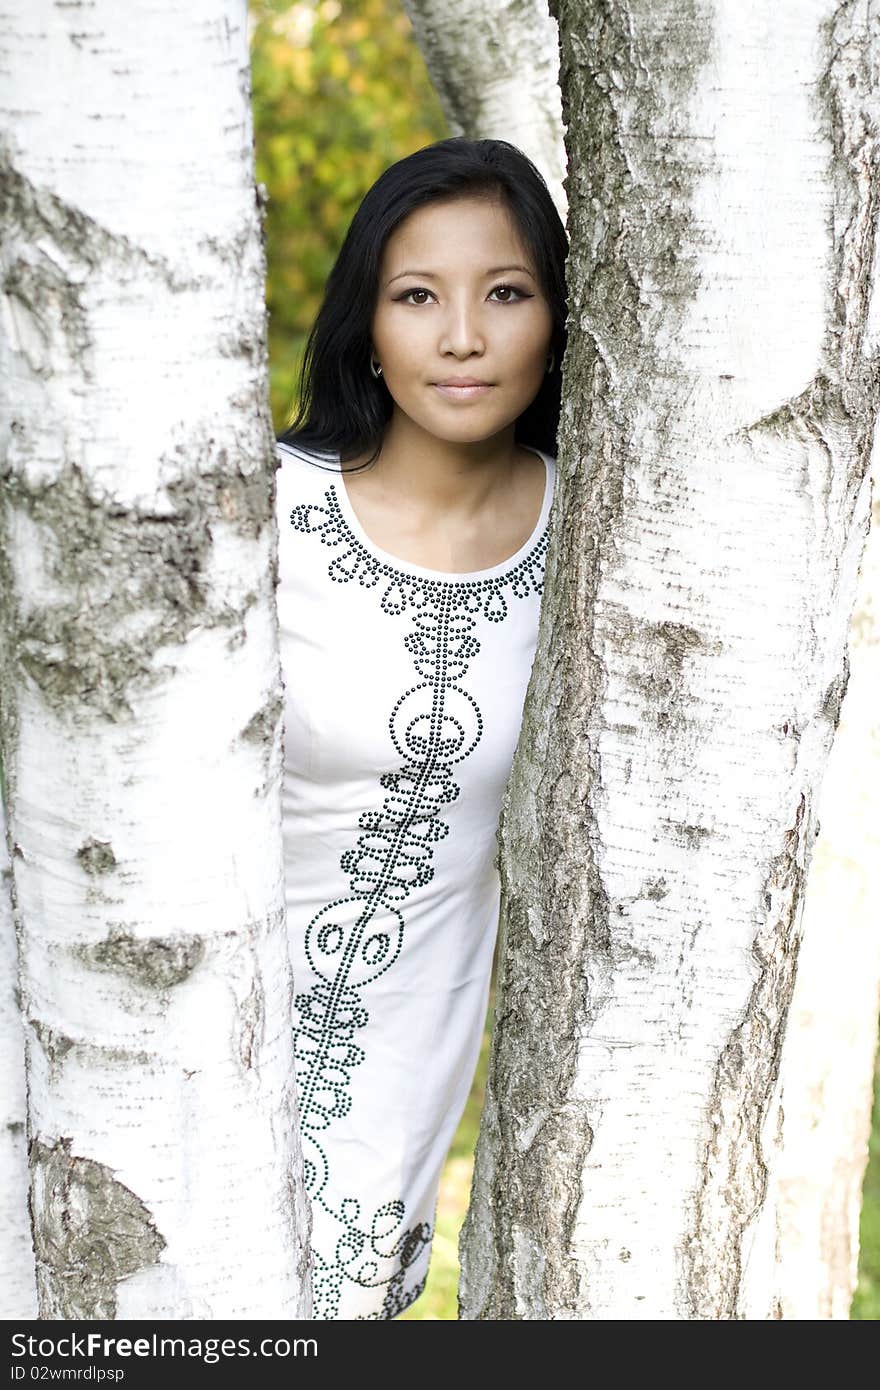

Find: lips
<box><xmin>435</xmin><ymin>378</ymin><xmax>492</xmax><ymax>386</ymax></box>
<box><xmin>432</xmin><ymin>382</ymin><xmax>494</xmax><ymax>400</ymax></box>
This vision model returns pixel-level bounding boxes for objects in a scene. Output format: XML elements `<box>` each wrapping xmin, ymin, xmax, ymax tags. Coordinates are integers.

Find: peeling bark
<box><xmin>459</xmin><ymin>0</ymin><xmax>880</xmax><ymax>1319</ymax></box>
<box><xmin>0</xmin><ymin>0</ymin><xmax>311</xmax><ymax>1318</ymax></box>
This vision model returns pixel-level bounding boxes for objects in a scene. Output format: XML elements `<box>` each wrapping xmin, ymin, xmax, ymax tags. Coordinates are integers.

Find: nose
<box><xmin>438</xmin><ymin>293</ymin><xmax>486</xmax><ymax>358</ymax></box>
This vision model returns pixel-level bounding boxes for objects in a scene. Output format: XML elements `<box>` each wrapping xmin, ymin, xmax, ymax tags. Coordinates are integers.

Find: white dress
<box><xmin>275</xmin><ymin>439</ymin><xmax>557</xmax><ymax>1319</ymax></box>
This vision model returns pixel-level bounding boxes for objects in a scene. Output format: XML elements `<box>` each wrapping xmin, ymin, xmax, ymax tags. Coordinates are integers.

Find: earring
<box><xmin>370</xmin><ymin>356</ymin><xmax>383</xmax><ymax>378</ymax></box>
<box><xmin>545</xmin><ymin>350</ymin><xmax>555</xmax><ymax>374</ymax></box>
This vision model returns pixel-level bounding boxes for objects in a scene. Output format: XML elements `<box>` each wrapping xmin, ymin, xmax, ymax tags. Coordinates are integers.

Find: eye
<box><xmin>489</xmin><ymin>283</ymin><xmax>531</xmax><ymax>303</ymax></box>
<box><xmin>393</xmin><ymin>282</ymin><xmax>533</xmax><ymax>306</ymax></box>
<box><xmin>396</xmin><ymin>287</ymin><xmax>434</xmax><ymax>305</ymax></box>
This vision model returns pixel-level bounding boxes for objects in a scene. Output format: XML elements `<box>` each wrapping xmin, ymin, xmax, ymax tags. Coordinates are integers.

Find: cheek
<box><xmin>372</xmin><ymin>309</ymin><xmax>423</xmax><ymax>367</ymax></box>
<box><xmin>507</xmin><ymin>322</ymin><xmax>552</xmax><ymax>376</ymax></box>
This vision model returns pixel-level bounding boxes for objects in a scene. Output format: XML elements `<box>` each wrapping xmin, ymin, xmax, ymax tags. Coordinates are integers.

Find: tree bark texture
<box><xmin>0</xmin><ymin>797</ymin><xmax>37</xmax><ymax>1317</ymax></box>
<box><xmin>0</xmin><ymin>0</ymin><xmax>311</xmax><ymax>1318</ymax></box>
<box><xmin>459</xmin><ymin>0</ymin><xmax>879</xmax><ymax>1319</ymax></box>
<box><xmin>401</xmin><ymin>0</ymin><xmax>569</xmax><ymax>220</ymax></box>
<box><xmin>775</xmin><ymin>453</ymin><xmax>880</xmax><ymax>1318</ymax></box>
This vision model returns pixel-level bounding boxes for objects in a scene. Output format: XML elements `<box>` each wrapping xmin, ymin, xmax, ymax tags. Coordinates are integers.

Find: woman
<box><xmin>275</xmin><ymin>136</ymin><xmax>568</xmax><ymax>1319</ymax></box>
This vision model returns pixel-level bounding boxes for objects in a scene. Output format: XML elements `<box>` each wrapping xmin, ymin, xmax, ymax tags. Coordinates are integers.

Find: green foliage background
<box><xmin>248</xmin><ymin>0</ymin><xmax>880</xmax><ymax>1321</ymax></box>
<box><xmin>249</xmin><ymin>0</ymin><xmax>449</xmax><ymax>431</ymax></box>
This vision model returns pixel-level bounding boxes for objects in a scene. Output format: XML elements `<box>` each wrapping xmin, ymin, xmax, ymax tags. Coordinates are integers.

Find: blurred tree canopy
<box><xmin>249</xmin><ymin>0</ymin><xmax>449</xmax><ymax>431</ymax></box>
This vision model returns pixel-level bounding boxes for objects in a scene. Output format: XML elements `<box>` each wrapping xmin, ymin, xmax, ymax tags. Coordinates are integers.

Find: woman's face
<box><xmin>370</xmin><ymin>196</ymin><xmax>555</xmax><ymax>446</ymax></box>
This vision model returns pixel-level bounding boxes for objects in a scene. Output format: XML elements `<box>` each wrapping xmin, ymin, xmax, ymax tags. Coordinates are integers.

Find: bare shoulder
<box><xmin>336</xmin><ymin>448</ymin><xmax>383</xmax><ymax>504</ymax></box>
<box><xmin>513</xmin><ymin>446</ymin><xmax>548</xmax><ymax>507</ymax></box>
<box><xmin>515</xmin><ymin>444</ymin><xmax>547</xmax><ymax>474</ymax></box>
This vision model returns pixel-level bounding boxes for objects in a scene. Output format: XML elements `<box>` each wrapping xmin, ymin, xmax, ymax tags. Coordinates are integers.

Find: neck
<box><xmin>370</xmin><ymin>411</ymin><xmax>521</xmax><ymax>517</ymax></box>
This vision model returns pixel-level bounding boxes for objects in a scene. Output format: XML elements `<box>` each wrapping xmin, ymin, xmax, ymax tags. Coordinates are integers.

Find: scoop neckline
<box><xmin>330</xmin><ymin>444</ymin><xmax>555</xmax><ymax>583</ymax></box>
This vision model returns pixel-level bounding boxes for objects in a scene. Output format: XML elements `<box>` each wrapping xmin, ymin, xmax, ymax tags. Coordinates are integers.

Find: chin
<box><xmin>429</xmin><ymin>406</ymin><xmax>518</xmax><ymax>435</ymax></box>
<box><xmin>433</xmin><ymin>423</ymin><xmax>509</xmax><ymax>445</ymax></box>
<box><xmin>395</xmin><ymin>398</ymin><xmax>519</xmax><ymax>444</ymax></box>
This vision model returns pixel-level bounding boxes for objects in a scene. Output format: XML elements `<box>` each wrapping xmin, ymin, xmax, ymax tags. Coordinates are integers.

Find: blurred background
<box><xmin>247</xmin><ymin>0</ymin><xmax>880</xmax><ymax>1320</ymax></box>
<box><xmin>249</xmin><ymin>0</ymin><xmax>448</xmax><ymax>430</ymax></box>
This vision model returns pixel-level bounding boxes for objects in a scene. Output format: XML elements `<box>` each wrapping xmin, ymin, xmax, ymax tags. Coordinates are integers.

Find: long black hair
<box><xmin>278</xmin><ymin>137</ymin><xmax>569</xmax><ymax>471</ymax></box>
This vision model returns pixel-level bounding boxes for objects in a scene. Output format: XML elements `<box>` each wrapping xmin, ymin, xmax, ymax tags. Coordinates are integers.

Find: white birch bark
<box><xmin>775</xmin><ymin>455</ymin><xmax>880</xmax><ymax>1319</ymax></box>
<box><xmin>459</xmin><ymin>0</ymin><xmax>880</xmax><ymax>1319</ymax></box>
<box><xmin>401</xmin><ymin>0</ymin><xmax>569</xmax><ymax>220</ymax></box>
<box><xmin>0</xmin><ymin>0</ymin><xmax>311</xmax><ymax>1318</ymax></box>
<box><xmin>0</xmin><ymin>795</ymin><xmax>37</xmax><ymax>1317</ymax></box>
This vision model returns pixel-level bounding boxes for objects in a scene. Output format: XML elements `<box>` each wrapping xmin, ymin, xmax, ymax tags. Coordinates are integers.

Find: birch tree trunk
<box><xmin>0</xmin><ymin>0</ymin><xmax>311</xmax><ymax>1318</ymax></box>
<box><xmin>0</xmin><ymin>798</ymin><xmax>37</xmax><ymax>1317</ymax></box>
<box><xmin>459</xmin><ymin>0</ymin><xmax>880</xmax><ymax>1319</ymax></box>
<box><xmin>401</xmin><ymin>0</ymin><xmax>568</xmax><ymax>218</ymax></box>
<box><xmin>775</xmin><ymin>456</ymin><xmax>880</xmax><ymax>1318</ymax></box>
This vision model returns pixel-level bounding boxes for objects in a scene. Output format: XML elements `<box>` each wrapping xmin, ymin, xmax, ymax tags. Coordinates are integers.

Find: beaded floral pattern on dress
<box><xmin>289</xmin><ymin>481</ymin><xmax>548</xmax><ymax>1320</ymax></box>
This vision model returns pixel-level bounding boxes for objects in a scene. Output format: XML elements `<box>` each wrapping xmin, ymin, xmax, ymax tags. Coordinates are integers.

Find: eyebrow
<box><xmin>385</xmin><ymin>264</ymin><xmax>536</xmax><ymax>286</ymax></box>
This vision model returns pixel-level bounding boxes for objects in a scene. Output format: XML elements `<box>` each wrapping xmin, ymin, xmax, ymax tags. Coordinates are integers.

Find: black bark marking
<box><xmin>29</xmin><ymin>1136</ymin><xmax>166</xmax><ymax>1319</ymax></box>
<box><xmin>240</xmin><ymin>692</ymin><xmax>283</xmax><ymax>744</ymax></box>
<box><xmin>76</xmin><ymin>838</ymin><xmax>117</xmax><ymax>876</ymax></box>
<box><xmin>238</xmin><ymin>978</ymin><xmax>265</xmax><ymax>1071</ymax></box>
<box><xmin>29</xmin><ymin>1019</ymin><xmax>76</xmax><ymax>1071</ymax></box>
<box><xmin>74</xmin><ymin>928</ymin><xmax>204</xmax><ymax>991</ymax></box>
<box><xmin>821</xmin><ymin>653</ymin><xmax>851</xmax><ymax>729</ymax></box>
<box><xmin>29</xmin><ymin>1019</ymin><xmax>154</xmax><ymax>1075</ymax></box>
<box><xmin>663</xmin><ymin>819</ymin><xmax>712</xmax><ymax>849</ymax></box>
<box><xmin>619</xmin><ymin>616</ymin><xmax>717</xmax><ymax>736</ymax></box>
<box><xmin>642</xmin><ymin>876</ymin><xmax>669</xmax><ymax>900</ymax></box>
